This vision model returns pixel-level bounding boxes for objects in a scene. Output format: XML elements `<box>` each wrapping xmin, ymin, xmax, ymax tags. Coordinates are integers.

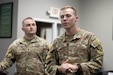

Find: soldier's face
<box><xmin>60</xmin><ymin>8</ymin><xmax>78</xmax><ymax>29</ymax></box>
<box><xmin>22</xmin><ymin>19</ymin><xmax>37</xmax><ymax>35</ymax></box>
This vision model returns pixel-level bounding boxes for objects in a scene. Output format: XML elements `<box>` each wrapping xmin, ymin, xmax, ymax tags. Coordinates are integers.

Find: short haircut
<box><xmin>60</xmin><ymin>6</ymin><xmax>77</xmax><ymax>16</ymax></box>
<box><xmin>22</xmin><ymin>17</ymin><xmax>34</xmax><ymax>26</ymax></box>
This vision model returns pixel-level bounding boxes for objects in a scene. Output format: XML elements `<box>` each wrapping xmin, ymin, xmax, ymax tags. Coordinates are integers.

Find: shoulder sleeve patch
<box><xmin>91</xmin><ymin>37</ymin><xmax>100</xmax><ymax>48</ymax></box>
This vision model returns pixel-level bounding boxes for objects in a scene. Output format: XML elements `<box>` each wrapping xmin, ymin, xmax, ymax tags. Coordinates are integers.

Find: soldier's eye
<box><xmin>32</xmin><ymin>23</ymin><xmax>36</xmax><ymax>26</ymax></box>
<box><xmin>66</xmin><ymin>14</ymin><xmax>71</xmax><ymax>18</ymax></box>
<box><xmin>60</xmin><ymin>15</ymin><xmax>64</xmax><ymax>19</ymax></box>
<box><xmin>26</xmin><ymin>24</ymin><xmax>30</xmax><ymax>27</ymax></box>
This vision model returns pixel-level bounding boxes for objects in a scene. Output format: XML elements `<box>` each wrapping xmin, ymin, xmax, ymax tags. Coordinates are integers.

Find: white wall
<box><xmin>17</xmin><ymin>0</ymin><xmax>82</xmax><ymax>38</ymax></box>
<box><xmin>81</xmin><ymin>0</ymin><xmax>113</xmax><ymax>70</ymax></box>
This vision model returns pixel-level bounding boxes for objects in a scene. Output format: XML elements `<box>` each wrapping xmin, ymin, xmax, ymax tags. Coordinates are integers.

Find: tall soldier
<box><xmin>46</xmin><ymin>6</ymin><xmax>104</xmax><ymax>75</ymax></box>
<box><xmin>0</xmin><ymin>17</ymin><xmax>49</xmax><ymax>75</ymax></box>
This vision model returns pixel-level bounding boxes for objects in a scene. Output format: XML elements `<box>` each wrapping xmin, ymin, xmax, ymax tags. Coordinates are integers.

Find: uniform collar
<box><xmin>63</xmin><ymin>28</ymin><xmax>82</xmax><ymax>42</ymax></box>
<box><xmin>19</xmin><ymin>35</ymin><xmax>38</xmax><ymax>44</ymax></box>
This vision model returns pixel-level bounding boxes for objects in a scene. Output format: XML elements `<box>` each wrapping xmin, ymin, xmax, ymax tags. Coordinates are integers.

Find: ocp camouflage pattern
<box><xmin>0</xmin><ymin>35</ymin><xmax>49</xmax><ymax>75</ymax></box>
<box><xmin>46</xmin><ymin>28</ymin><xmax>104</xmax><ymax>75</ymax></box>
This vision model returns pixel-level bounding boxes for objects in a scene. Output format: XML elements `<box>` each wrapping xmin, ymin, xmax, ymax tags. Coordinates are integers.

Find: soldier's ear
<box><xmin>22</xmin><ymin>27</ymin><xmax>24</xmax><ymax>31</ymax></box>
<box><xmin>75</xmin><ymin>16</ymin><xmax>78</xmax><ymax>22</ymax></box>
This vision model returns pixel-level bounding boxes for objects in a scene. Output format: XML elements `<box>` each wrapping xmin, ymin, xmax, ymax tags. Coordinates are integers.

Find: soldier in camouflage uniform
<box><xmin>46</xmin><ymin>6</ymin><xmax>104</xmax><ymax>75</ymax></box>
<box><xmin>0</xmin><ymin>17</ymin><xmax>49</xmax><ymax>75</ymax></box>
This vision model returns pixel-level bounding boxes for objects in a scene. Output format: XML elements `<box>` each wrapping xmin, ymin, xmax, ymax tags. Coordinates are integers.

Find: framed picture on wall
<box><xmin>0</xmin><ymin>2</ymin><xmax>13</xmax><ymax>38</ymax></box>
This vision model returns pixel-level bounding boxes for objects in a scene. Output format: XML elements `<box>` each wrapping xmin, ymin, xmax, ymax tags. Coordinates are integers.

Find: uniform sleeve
<box><xmin>46</xmin><ymin>41</ymin><xmax>60</xmax><ymax>75</ymax></box>
<box><xmin>80</xmin><ymin>35</ymin><xmax>104</xmax><ymax>74</ymax></box>
<box><xmin>42</xmin><ymin>43</ymin><xmax>50</xmax><ymax>62</ymax></box>
<box><xmin>0</xmin><ymin>44</ymin><xmax>16</xmax><ymax>70</ymax></box>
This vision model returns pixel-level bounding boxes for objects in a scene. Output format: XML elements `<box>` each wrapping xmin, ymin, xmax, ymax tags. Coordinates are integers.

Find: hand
<box><xmin>57</xmin><ymin>60</ymin><xmax>70</xmax><ymax>74</ymax></box>
<box><xmin>58</xmin><ymin>60</ymin><xmax>78</xmax><ymax>74</ymax></box>
<box><xmin>66</xmin><ymin>63</ymin><xmax>78</xmax><ymax>73</ymax></box>
<box><xmin>58</xmin><ymin>63</ymin><xmax>68</xmax><ymax>73</ymax></box>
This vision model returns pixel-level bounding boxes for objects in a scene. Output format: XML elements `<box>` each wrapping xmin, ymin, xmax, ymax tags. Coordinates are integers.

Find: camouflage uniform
<box><xmin>46</xmin><ymin>28</ymin><xmax>104</xmax><ymax>75</ymax></box>
<box><xmin>0</xmin><ymin>35</ymin><xmax>49</xmax><ymax>75</ymax></box>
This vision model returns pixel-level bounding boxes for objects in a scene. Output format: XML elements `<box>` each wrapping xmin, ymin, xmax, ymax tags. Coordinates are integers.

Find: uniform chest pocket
<box><xmin>31</xmin><ymin>45</ymin><xmax>44</xmax><ymax>53</ymax></box>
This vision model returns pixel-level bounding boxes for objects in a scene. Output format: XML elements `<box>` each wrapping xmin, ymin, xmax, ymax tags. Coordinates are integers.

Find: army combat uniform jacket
<box><xmin>46</xmin><ymin>28</ymin><xmax>104</xmax><ymax>75</ymax></box>
<box><xmin>0</xmin><ymin>35</ymin><xmax>49</xmax><ymax>75</ymax></box>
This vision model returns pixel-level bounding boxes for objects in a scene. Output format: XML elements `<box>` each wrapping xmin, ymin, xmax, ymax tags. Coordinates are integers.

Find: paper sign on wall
<box><xmin>48</xmin><ymin>7</ymin><xmax>60</xmax><ymax>18</ymax></box>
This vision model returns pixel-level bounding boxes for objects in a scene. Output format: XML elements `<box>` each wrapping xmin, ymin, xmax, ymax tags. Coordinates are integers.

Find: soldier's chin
<box><xmin>29</xmin><ymin>31</ymin><xmax>36</xmax><ymax>33</ymax></box>
<box><xmin>65</xmin><ymin>27</ymin><xmax>70</xmax><ymax>29</ymax></box>
<box><xmin>29</xmin><ymin>33</ymin><xmax>36</xmax><ymax>35</ymax></box>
